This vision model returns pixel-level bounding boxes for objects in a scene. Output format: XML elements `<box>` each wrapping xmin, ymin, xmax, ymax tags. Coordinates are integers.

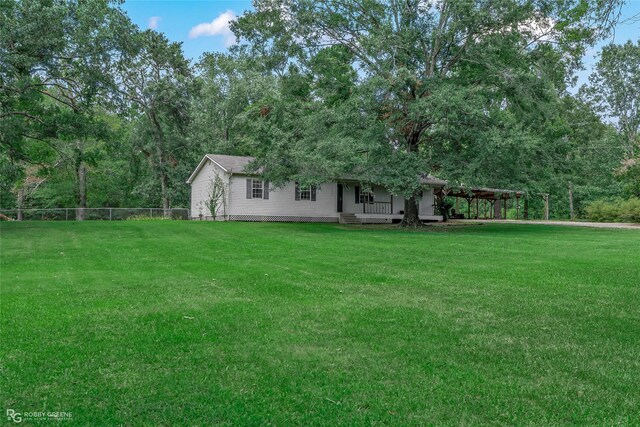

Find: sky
<box><xmin>121</xmin><ymin>0</ymin><xmax>640</xmax><ymax>90</ymax></box>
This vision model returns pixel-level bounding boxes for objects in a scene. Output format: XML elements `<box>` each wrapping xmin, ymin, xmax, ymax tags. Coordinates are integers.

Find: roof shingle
<box><xmin>206</xmin><ymin>154</ymin><xmax>255</xmax><ymax>173</ymax></box>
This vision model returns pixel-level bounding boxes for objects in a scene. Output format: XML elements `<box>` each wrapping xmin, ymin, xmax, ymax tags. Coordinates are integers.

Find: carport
<box><xmin>436</xmin><ymin>187</ymin><xmax>527</xmax><ymax>219</ymax></box>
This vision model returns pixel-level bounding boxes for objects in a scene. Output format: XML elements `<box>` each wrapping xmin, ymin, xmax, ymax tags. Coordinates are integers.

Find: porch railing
<box><xmin>362</xmin><ymin>201</ymin><xmax>392</xmax><ymax>214</ymax></box>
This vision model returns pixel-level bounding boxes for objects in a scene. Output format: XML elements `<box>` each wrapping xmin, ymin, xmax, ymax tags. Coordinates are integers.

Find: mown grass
<box><xmin>1</xmin><ymin>221</ymin><xmax>639</xmax><ymax>425</ymax></box>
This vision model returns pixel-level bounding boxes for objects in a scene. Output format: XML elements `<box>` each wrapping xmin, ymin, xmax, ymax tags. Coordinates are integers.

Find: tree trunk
<box><xmin>149</xmin><ymin>111</ymin><xmax>171</xmax><ymax>218</ymax></box>
<box><xmin>494</xmin><ymin>199</ymin><xmax>502</xmax><ymax>219</ymax></box>
<box><xmin>160</xmin><ymin>169</ymin><xmax>170</xmax><ymax>218</ymax></box>
<box><xmin>544</xmin><ymin>194</ymin><xmax>550</xmax><ymax>220</ymax></box>
<box><xmin>569</xmin><ymin>183</ymin><xmax>574</xmax><ymax>220</ymax></box>
<box><xmin>399</xmin><ymin>130</ymin><xmax>424</xmax><ymax>227</ymax></box>
<box><xmin>400</xmin><ymin>195</ymin><xmax>421</xmax><ymax>227</ymax></box>
<box><xmin>73</xmin><ymin>141</ymin><xmax>88</xmax><ymax>221</ymax></box>
<box><xmin>523</xmin><ymin>198</ymin><xmax>529</xmax><ymax>220</ymax></box>
<box><xmin>76</xmin><ymin>159</ymin><xmax>87</xmax><ymax>221</ymax></box>
<box><xmin>16</xmin><ymin>187</ymin><xmax>24</xmax><ymax>221</ymax></box>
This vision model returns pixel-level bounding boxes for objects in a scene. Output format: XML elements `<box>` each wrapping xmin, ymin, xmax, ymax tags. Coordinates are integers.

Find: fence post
<box><xmin>109</xmin><ymin>208</ymin><xmax>112</xmax><ymax>221</ymax></box>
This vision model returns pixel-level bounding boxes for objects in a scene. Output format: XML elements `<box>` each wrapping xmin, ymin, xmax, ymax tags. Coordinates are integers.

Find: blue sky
<box><xmin>121</xmin><ymin>0</ymin><xmax>253</xmax><ymax>60</ymax></box>
<box><xmin>121</xmin><ymin>0</ymin><xmax>640</xmax><ymax>89</ymax></box>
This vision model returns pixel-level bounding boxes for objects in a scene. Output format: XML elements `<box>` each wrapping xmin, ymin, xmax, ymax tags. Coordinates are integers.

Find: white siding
<box><xmin>190</xmin><ymin>161</ymin><xmax>230</xmax><ymax>219</ymax></box>
<box><xmin>228</xmin><ymin>178</ymin><xmax>339</xmax><ymax>218</ymax></box>
<box><xmin>419</xmin><ymin>188</ymin><xmax>435</xmax><ymax>216</ymax></box>
<box><xmin>190</xmin><ymin>166</ymin><xmax>439</xmax><ymax>220</ymax></box>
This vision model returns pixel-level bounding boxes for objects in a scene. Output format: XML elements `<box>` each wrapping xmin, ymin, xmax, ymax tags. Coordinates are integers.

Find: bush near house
<box><xmin>585</xmin><ymin>197</ymin><xmax>640</xmax><ymax>222</ymax></box>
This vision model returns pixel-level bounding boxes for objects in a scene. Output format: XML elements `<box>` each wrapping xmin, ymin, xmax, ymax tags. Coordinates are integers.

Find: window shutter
<box><xmin>295</xmin><ymin>182</ymin><xmax>300</xmax><ymax>201</ymax></box>
<box><xmin>263</xmin><ymin>181</ymin><xmax>269</xmax><ymax>199</ymax></box>
<box><xmin>246</xmin><ymin>179</ymin><xmax>252</xmax><ymax>199</ymax></box>
<box><xmin>311</xmin><ymin>185</ymin><xmax>316</xmax><ymax>201</ymax></box>
<box><xmin>355</xmin><ymin>186</ymin><xmax>360</xmax><ymax>204</ymax></box>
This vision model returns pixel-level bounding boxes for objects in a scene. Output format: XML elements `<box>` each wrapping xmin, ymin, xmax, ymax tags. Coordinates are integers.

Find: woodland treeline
<box><xmin>1</xmin><ymin>0</ymin><xmax>638</xmax><ymax>222</ymax></box>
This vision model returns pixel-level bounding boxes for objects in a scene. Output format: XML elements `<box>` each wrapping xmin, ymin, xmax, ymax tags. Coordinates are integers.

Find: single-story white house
<box><xmin>186</xmin><ymin>154</ymin><xmax>446</xmax><ymax>223</ymax></box>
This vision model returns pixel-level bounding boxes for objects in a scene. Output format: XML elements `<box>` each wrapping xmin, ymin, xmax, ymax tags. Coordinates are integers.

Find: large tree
<box><xmin>233</xmin><ymin>0</ymin><xmax>622</xmax><ymax>225</ymax></box>
<box><xmin>580</xmin><ymin>40</ymin><xmax>640</xmax><ymax>196</ymax></box>
<box><xmin>1</xmin><ymin>0</ymin><xmax>135</xmax><ymax>218</ymax></box>
<box><xmin>0</xmin><ymin>0</ymin><xmax>133</xmax><ymax>156</ymax></box>
<box><xmin>115</xmin><ymin>30</ymin><xmax>195</xmax><ymax>214</ymax></box>
<box><xmin>192</xmin><ymin>52</ymin><xmax>277</xmax><ymax>154</ymax></box>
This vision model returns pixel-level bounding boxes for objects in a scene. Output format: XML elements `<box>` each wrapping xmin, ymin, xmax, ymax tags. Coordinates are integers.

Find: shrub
<box><xmin>585</xmin><ymin>198</ymin><xmax>640</xmax><ymax>223</ymax></box>
<box><xmin>619</xmin><ymin>198</ymin><xmax>640</xmax><ymax>222</ymax></box>
<box><xmin>585</xmin><ymin>200</ymin><xmax>618</xmax><ymax>222</ymax></box>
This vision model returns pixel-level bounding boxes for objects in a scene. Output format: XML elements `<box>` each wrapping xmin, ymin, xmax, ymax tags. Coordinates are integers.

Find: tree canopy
<box><xmin>0</xmin><ymin>0</ymin><xmax>635</xmax><ymax>223</ymax></box>
<box><xmin>231</xmin><ymin>0</ymin><xmax>624</xmax><ymax>224</ymax></box>
<box><xmin>580</xmin><ymin>40</ymin><xmax>640</xmax><ymax>197</ymax></box>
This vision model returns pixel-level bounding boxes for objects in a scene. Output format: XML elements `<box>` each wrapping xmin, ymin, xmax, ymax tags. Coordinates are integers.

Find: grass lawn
<box><xmin>1</xmin><ymin>221</ymin><xmax>639</xmax><ymax>425</ymax></box>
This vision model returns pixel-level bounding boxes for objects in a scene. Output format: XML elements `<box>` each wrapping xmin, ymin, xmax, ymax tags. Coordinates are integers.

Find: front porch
<box><xmin>336</xmin><ymin>181</ymin><xmax>444</xmax><ymax>224</ymax></box>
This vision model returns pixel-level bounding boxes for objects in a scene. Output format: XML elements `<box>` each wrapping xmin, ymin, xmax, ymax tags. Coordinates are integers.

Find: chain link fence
<box><xmin>0</xmin><ymin>208</ymin><xmax>190</xmax><ymax>221</ymax></box>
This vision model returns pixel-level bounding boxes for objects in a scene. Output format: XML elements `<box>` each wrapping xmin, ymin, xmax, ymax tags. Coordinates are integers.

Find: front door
<box><xmin>337</xmin><ymin>184</ymin><xmax>343</xmax><ymax>212</ymax></box>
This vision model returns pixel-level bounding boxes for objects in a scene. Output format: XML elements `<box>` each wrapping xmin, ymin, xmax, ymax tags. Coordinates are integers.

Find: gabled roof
<box><xmin>186</xmin><ymin>154</ymin><xmax>256</xmax><ymax>184</ymax></box>
<box><xmin>187</xmin><ymin>153</ymin><xmax>447</xmax><ymax>187</ymax></box>
<box><xmin>206</xmin><ymin>154</ymin><xmax>254</xmax><ymax>173</ymax></box>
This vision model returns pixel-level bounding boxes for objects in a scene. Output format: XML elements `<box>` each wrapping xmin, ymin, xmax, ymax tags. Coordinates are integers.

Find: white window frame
<box><xmin>360</xmin><ymin>189</ymin><xmax>374</xmax><ymax>203</ymax></box>
<box><xmin>299</xmin><ymin>185</ymin><xmax>312</xmax><ymax>200</ymax></box>
<box><xmin>252</xmin><ymin>179</ymin><xmax>263</xmax><ymax>199</ymax></box>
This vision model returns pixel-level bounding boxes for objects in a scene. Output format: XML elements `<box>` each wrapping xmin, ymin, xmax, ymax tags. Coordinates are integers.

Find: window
<box><xmin>246</xmin><ymin>178</ymin><xmax>268</xmax><ymax>199</ymax></box>
<box><xmin>355</xmin><ymin>186</ymin><xmax>374</xmax><ymax>204</ymax></box>
<box><xmin>295</xmin><ymin>182</ymin><xmax>316</xmax><ymax>201</ymax></box>
<box><xmin>360</xmin><ymin>190</ymin><xmax>374</xmax><ymax>203</ymax></box>
<box><xmin>252</xmin><ymin>179</ymin><xmax>263</xmax><ymax>199</ymax></box>
<box><xmin>299</xmin><ymin>186</ymin><xmax>311</xmax><ymax>200</ymax></box>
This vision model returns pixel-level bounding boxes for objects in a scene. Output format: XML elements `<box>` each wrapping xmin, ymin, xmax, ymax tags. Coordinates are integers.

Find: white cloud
<box><xmin>148</xmin><ymin>16</ymin><xmax>161</xmax><ymax>30</ymax></box>
<box><xmin>517</xmin><ymin>16</ymin><xmax>559</xmax><ymax>43</ymax></box>
<box><xmin>188</xmin><ymin>10</ymin><xmax>237</xmax><ymax>47</ymax></box>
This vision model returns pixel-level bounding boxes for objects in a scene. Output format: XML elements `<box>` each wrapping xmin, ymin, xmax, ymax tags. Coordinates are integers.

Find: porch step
<box><xmin>339</xmin><ymin>213</ymin><xmax>361</xmax><ymax>225</ymax></box>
